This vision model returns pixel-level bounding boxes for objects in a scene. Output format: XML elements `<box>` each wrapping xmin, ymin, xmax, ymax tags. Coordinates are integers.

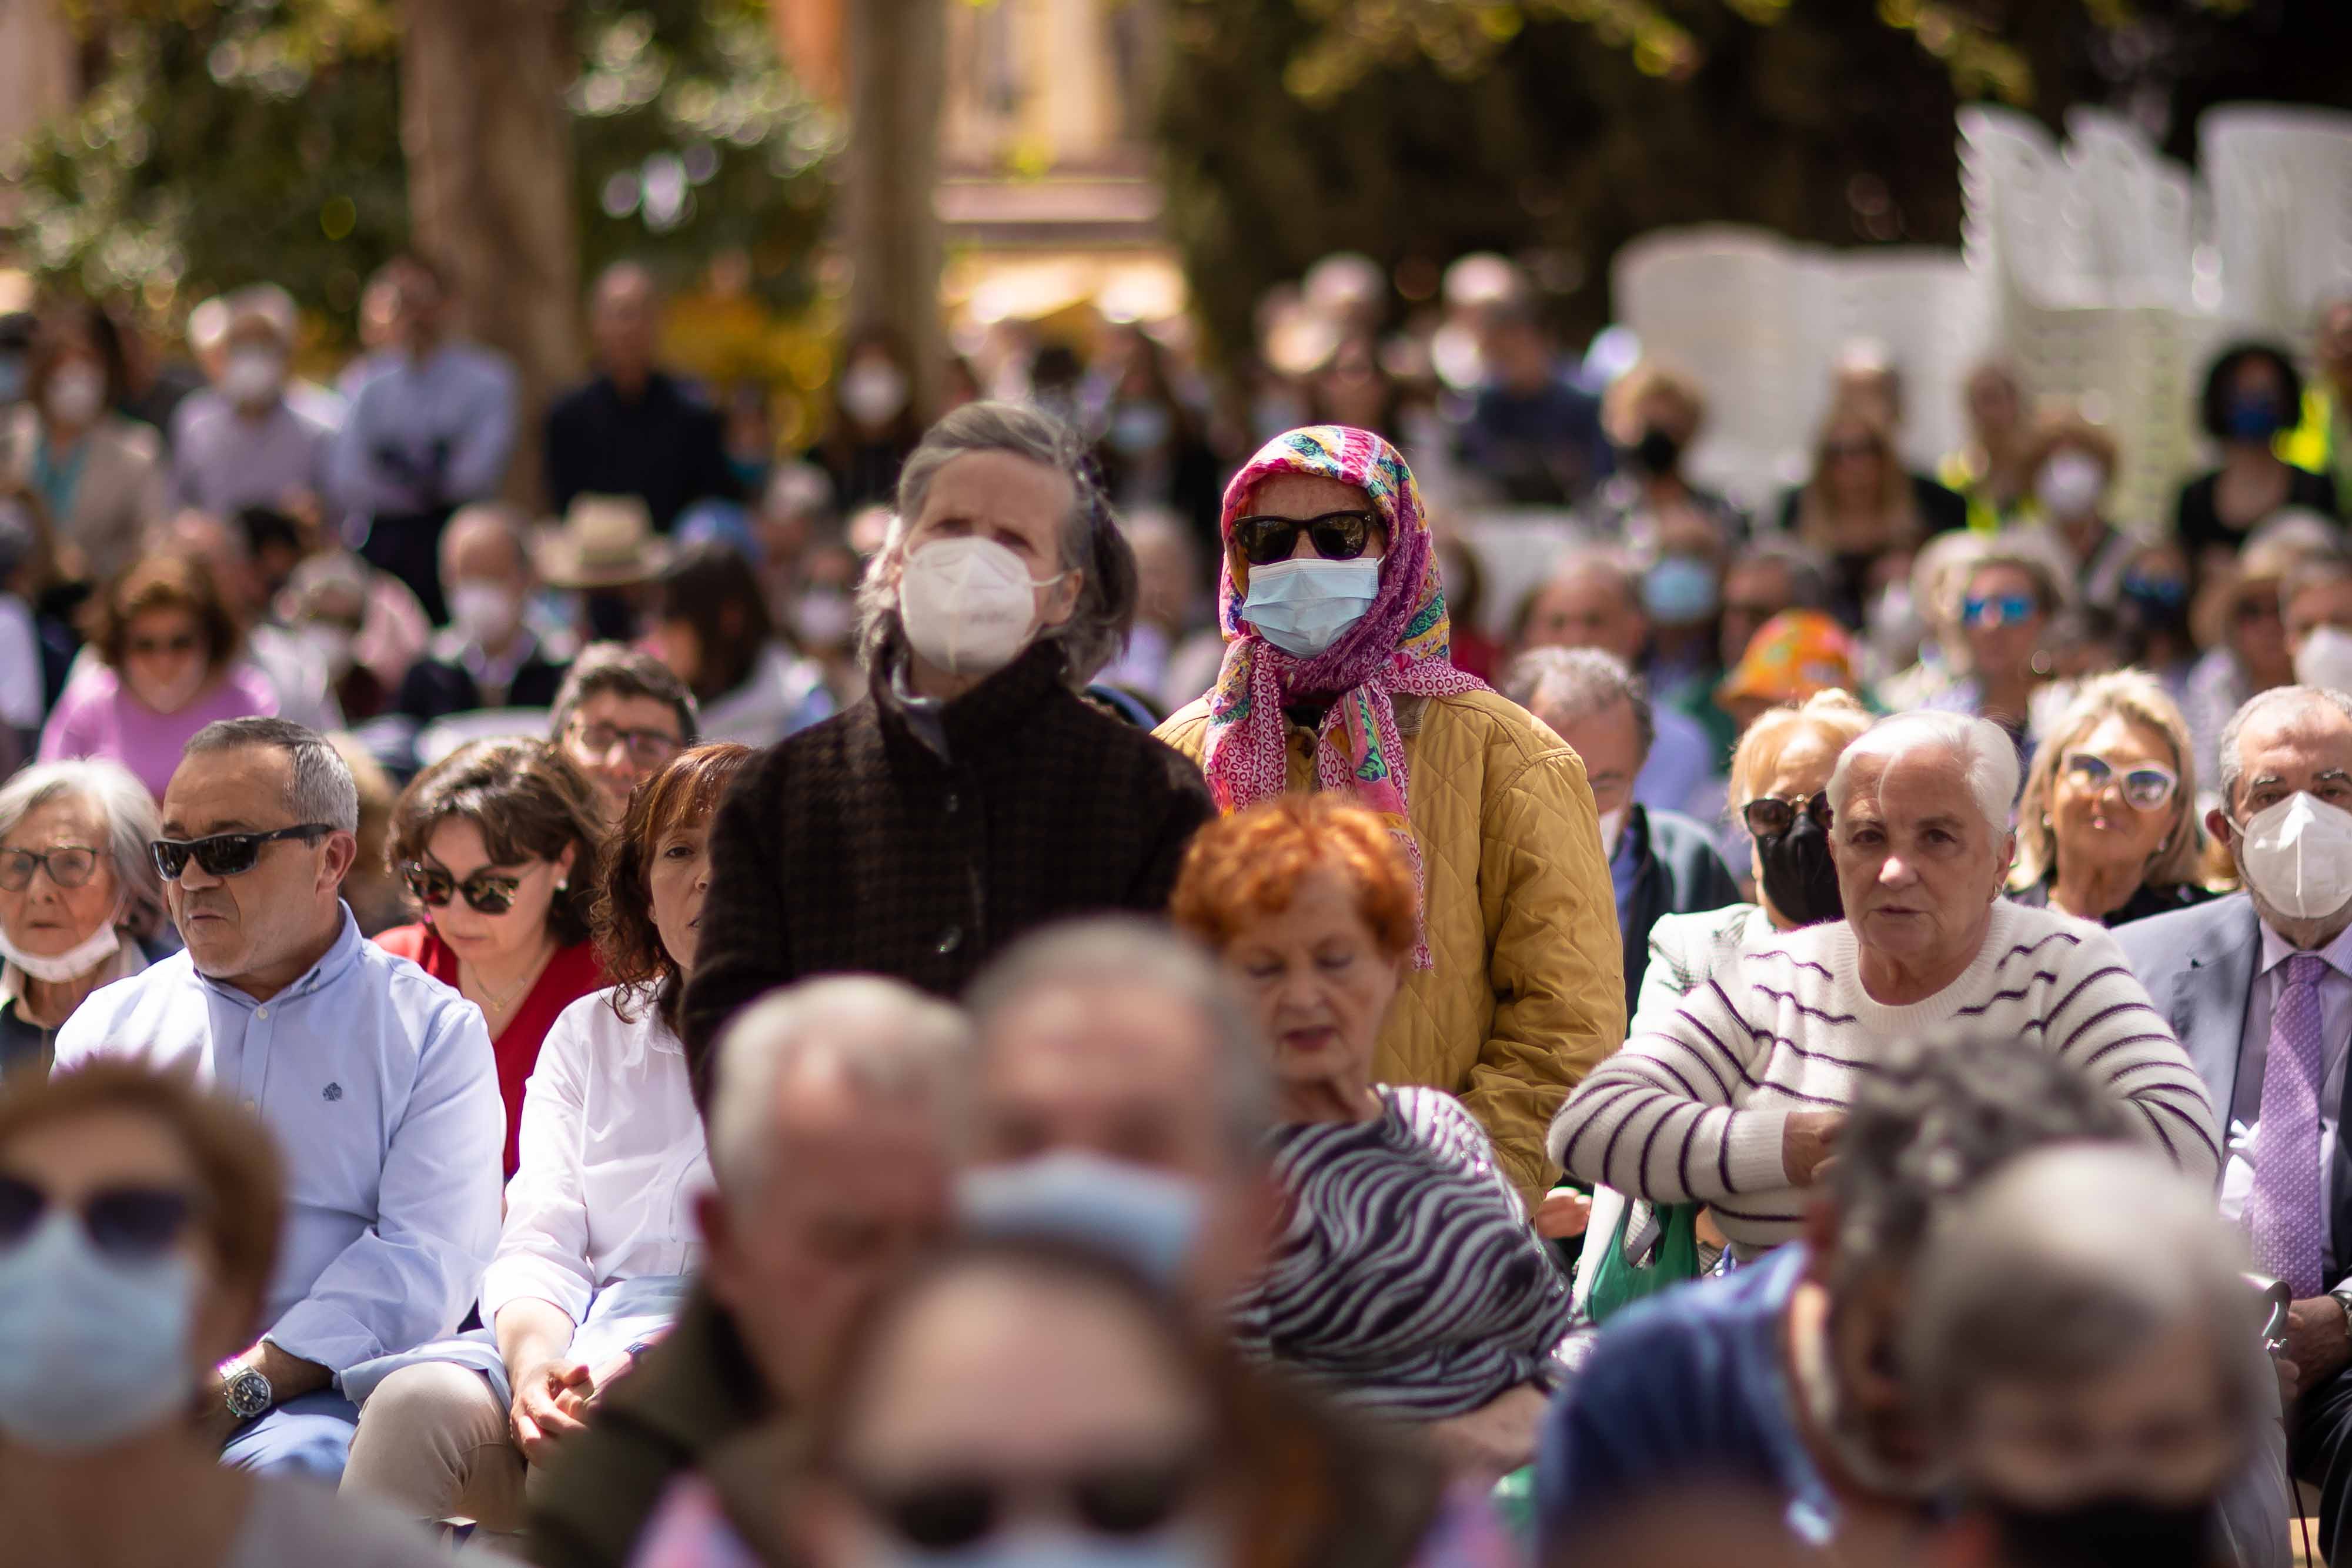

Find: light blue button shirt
<box><xmin>326</xmin><ymin>340</ymin><xmax>517</xmax><ymax>523</ymax></box>
<box><xmin>52</xmin><ymin>906</ymin><xmax>503</xmax><ymax>1379</ymax></box>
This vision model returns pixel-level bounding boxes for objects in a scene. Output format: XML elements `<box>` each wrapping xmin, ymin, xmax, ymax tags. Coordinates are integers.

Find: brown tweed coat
<box><xmin>680</xmin><ymin>639</ymin><xmax>1215</xmax><ymax>1094</ymax></box>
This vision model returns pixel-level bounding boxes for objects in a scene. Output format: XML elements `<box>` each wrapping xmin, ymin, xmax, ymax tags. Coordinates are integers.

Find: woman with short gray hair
<box><xmin>0</xmin><ymin>758</ymin><xmax>169</xmax><ymax>1076</ymax></box>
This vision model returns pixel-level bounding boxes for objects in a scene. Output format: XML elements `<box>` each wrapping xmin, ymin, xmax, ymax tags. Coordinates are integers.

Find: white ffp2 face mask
<box><xmin>2295</xmin><ymin>626</ymin><xmax>2352</xmax><ymax>698</ymax></box>
<box><xmin>2237</xmin><ymin>792</ymin><xmax>2352</xmax><ymax>922</ymax></box>
<box><xmin>897</xmin><ymin>536</ymin><xmax>1064</xmax><ymax>679</ymax></box>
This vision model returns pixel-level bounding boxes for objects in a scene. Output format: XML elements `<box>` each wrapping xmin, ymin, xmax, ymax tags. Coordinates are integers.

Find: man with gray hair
<box><xmin>2117</xmin><ymin>683</ymin><xmax>2352</xmax><ymax>1563</ymax></box>
<box><xmin>54</xmin><ymin>717</ymin><xmax>503</xmax><ymax>1481</ymax></box>
<box><xmin>682</xmin><ymin>401</ymin><xmax>1213</xmax><ymax>1089</ymax></box>
<box><xmin>1905</xmin><ymin>1144</ymin><xmax>2272</xmax><ymax>1568</ymax></box>
<box><xmin>1551</xmin><ymin>708</ymin><xmax>2218</xmax><ymax>1255</ymax></box>
<box><xmin>527</xmin><ymin>974</ymin><xmax>969</xmax><ymax>1568</ymax></box>
<box><xmin>1501</xmin><ymin>646</ymin><xmax>1736</xmax><ymax>1014</ymax></box>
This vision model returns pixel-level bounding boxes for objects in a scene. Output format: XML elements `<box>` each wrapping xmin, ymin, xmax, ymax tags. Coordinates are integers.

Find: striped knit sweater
<box><xmin>1545</xmin><ymin>900</ymin><xmax>2221</xmax><ymax>1254</ymax></box>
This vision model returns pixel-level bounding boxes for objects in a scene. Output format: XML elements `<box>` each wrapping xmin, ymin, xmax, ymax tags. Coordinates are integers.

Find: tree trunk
<box><xmin>844</xmin><ymin>0</ymin><xmax>946</xmax><ymax>421</ymax></box>
<box><xmin>398</xmin><ymin>0</ymin><xmax>580</xmax><ymax>511</ymax></box>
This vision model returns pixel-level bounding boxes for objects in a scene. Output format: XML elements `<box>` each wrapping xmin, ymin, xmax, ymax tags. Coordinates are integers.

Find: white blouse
<box><xmin>479</xmin><ymin>987</ymin><xmax>710</xmax><ymax>1329</ymax></box>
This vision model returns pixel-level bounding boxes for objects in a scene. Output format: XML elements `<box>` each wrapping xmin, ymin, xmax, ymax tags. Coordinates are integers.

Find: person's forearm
<box><xmin>239</xmin><ymin>1340</ymin><xmax>332</xmax><ymax>1404</ymax></box>
<box><xmin>495</xmin><ymin>1298</ymin><xmax>580</xmax><ymax>1385</ymax></box>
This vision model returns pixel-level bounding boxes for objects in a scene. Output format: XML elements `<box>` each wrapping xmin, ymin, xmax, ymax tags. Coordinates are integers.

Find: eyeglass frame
<box><xmin>401</xmin><ymin>861</ymin><xmax>529</xmax><ymax>917</ymax></box>
<box><xmin>1230</xmin><ymin>510</ymin><xmax>1379</xmax><ymax>568</ymax></box>
<box><xmin>564</xmin><ymin>717</ymin><xmax>685</xmax><ymax>768</ymax></box>
<box><xmin>149</xmin><ymin>824</ymin><xmax>336</xmax><ymax>882</ymax></box>
<box><xmin>1741</xmin><ymin>791</ymin><xmax>1834</xmax><ymax>840</ymax></box>
<box><xmin>0</xmin><ymin>1172</ymin><xmax>204</xmax><ymax>1262</ymax></box>
<box><xmin>0</xmin><ymin>842</ymin><xmax>105</xmax><ymax>892</ymax></box>
<box><xmin>2058</xmin><ymin>751</ymin><xmax>2180</xmax><ymax>811</ymax></box>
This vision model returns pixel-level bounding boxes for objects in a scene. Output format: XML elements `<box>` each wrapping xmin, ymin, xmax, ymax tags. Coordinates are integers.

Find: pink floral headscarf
<box><xmin>1201</xmin><ymin>425</ymin><xmax>1484</xmax><ymax>966</ymax></box>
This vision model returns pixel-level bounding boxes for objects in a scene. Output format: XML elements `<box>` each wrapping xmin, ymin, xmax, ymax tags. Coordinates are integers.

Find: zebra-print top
<box><xmin>1232</xmin><ymin>1085</ymin><xmax>1575</xmax><ymax>1420</ymax></box>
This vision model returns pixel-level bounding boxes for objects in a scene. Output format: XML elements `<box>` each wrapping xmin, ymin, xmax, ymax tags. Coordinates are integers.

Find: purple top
<box><xmin>38</xmin><ymin>663</ymin><xmax>279</xmax><ymax>800</ymax></box>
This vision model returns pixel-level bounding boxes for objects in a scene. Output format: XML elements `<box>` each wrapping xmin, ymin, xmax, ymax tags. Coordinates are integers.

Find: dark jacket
<box><xmin>544</xmin><ymin>370</ymin><xmax>740</xmax><ymax>530</ymax></box>
<box><xmin>1620</xmin><ymin>805</ymin><xmax>1742</xmax><ymax>1015</ymax></box>
<box><xmin>680</xmin><ymin>639</ymin><xmax>1216</xmax><ymax>1093</ymax></box>
<box><xmin>524</xmin><ymin>1287</ymin><xmax>773</xmax><ymax>1568</ymax></box>
<box><xmin>2007</xmin><ymin>877</ymin><xmax>2217</xmax><ymax>928</ymax></box>
<box><xmin>392</xmin><ymin>644</ymin><xmax>569</xmax><ymax>723</ymax></box>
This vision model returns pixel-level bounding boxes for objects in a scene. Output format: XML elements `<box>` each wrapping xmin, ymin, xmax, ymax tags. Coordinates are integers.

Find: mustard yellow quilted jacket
<box><xmin>1155</xmin><ymin>686</ymin><xmax>1626</xmax><ymax>1208</ymax></box>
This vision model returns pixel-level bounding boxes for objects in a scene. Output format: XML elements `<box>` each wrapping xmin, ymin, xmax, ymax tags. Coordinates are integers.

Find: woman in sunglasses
<box><xmin>634</xmin><ymin>1239</ymin><xmax>1277</xmax><ymax>1568</ymax></box>
<box><xmin>0</xmin><ymin>760</ymin><xmax>171</xmax><ymax>1078</ymax></box>
<box><xmin>1154</xmin><ymin>425</ymin><xmax>1622</xmax><ymax>1216</ymax></box>
<box><xmin>1947</xmin><ymin>545</ymin><xmax>2067</xmax><ymax>747</ymax></box>
<box><xmin>0</xmin><ymin>1062</ymin><xmax>460</xmax><ymax>1565</ymax></box>
<box><xmin>36</xmin><ymin>553</ymin><xmax>277</xmax><ymax>802</ymax></box>
<box><xmin>376</xmin><ymin>738</ymin><xmax>609</xmax><ymax>1177</ymax></box>
<box><xmin>340</xmin><ymin>744</ymin><xmax>749</xmax><ymax>1542</ymax></box>
<box><xmin>2008</xmin><ymin>671</ymin><xmax>2217</xmax><ymax>927</ymax></box>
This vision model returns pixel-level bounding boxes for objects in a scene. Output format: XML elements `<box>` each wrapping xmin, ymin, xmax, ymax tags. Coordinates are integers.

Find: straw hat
<box><xmin>536</xmin><ymin>494</ymin><xmax>672</xmax><ymax>589</ymax></box>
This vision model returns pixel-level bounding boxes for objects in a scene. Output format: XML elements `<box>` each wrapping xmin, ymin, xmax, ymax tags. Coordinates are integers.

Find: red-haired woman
<box><xmin>1171</xmin><ymin>794</ymin><xmax>1573</xmax><ymax>1480</ymax></box>
<box><xmin>340</xmin><ymin>743</ymin><xmax>753</xmax><ymax>1541</ymax></box>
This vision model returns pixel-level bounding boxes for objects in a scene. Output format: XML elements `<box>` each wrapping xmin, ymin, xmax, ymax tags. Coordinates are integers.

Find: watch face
<box><xmin>226</xmin><ymin>1369</ymin><xmax>272</xmax><ymax>1420</ymax></box>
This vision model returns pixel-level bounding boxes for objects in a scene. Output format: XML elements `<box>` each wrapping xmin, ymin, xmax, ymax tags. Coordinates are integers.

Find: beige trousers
<box><xmin>340</xmin><ymin>1362</ymin><xmax>536</xmax><ymax>1538</ymax></box>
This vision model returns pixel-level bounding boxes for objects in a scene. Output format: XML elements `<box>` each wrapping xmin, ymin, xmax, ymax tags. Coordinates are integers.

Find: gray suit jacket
<box><xmin>2114</xmin><ymin>891</ymin><xmax>2352</xmax><ymax>1285</ymax></box>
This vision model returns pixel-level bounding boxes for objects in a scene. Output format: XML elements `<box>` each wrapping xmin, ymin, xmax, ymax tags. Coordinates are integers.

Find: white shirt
<box><xmin>479</xmin><ymin>987</ymin><xmax>709</xmax><ymax>1331</ymax></box>
<box><xmin>54</xmin><ymin>908</ymin><xmax>503</xmax><ymax>1375</ymax></box>
<box><xmin>2221</xmin><ymin>918</ymin><xmax>2352</xmax><ymax>1273</ymax></box>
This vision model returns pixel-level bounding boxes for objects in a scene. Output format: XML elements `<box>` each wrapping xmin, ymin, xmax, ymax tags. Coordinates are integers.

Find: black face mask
<box><xmin>1758</xmin><ymin>813</ymin><xmax>1843</xmax><ymax>928</ymax></box>
<box><xmin>1992</xmin><ymin>1495</ymin><xmax>2214</xmax><ymax>1568</ymax></box>
<box><xmin>1633</xmin><ymin>426</ymin><xmax>1683</xmax><ymax>477</ymax></box>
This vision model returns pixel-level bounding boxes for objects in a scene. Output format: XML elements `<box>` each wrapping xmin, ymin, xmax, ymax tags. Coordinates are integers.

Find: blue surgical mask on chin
<box><xmin>883</xmin><ymin>1524</ymin><xmax>1221</xmax><ymax>1568</ymax></box>
<box><xmin>1241</xmin><ymin>556</ymin><xmax>1382</xmax><ymax>659</ymax></box>
<box><xmin>957</xmin><ymin>1151</ymin><xmax>1207</xmax><ymax>1288</ymax></box>
<box><xmin>0</xmin><ymin>1213</ymin><xmax>199</xmax><ymax>1454</ymax></box>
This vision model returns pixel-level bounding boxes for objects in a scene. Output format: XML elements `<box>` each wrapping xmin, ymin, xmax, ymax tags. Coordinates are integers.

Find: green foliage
<box><xmin>2</xmin><ymin>0</ymin><xmax>836</xmax><ymax>341</ymax></box>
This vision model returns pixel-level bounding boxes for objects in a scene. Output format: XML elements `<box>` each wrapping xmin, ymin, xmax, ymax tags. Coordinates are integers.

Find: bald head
<box><xmin>592</xmin><ymin>262</ymin><xmax>661</xmax><ymax>386</ymax></box>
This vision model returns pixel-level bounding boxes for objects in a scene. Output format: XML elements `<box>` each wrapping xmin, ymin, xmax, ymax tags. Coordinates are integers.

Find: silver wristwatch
<box><xmin>222</xmin><ymin>1360</ymin><xmax>273</xmax><ymax>1423</ymax></box>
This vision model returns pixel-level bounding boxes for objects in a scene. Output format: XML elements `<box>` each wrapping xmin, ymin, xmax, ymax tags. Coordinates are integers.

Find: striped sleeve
<box><xmin>2043</xmin><ymin>927</ymin><xmax>2222</xmax><ymax>1186</ymax></box>
<box><xmin>1545</xmin><ymin>974</ymin><xmax>1789</xmax><ymax>1204</ymax></box>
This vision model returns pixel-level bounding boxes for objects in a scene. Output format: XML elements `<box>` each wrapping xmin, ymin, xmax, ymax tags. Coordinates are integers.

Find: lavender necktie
<box><xmin>2250</xmin><ymin>952</ymin><xmax>2331</xmax><ymax>1299</ymax></box>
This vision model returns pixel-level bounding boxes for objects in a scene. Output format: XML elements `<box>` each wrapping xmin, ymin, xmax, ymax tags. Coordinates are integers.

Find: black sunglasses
<box><xmin>1231</xmin><ymin>510</ymin><xmax>1377</xmax><ymax>568</ymax></box>
<box><xmin>0</xmin><ymin>1173</ymin><xmax>198</xmax><ymax>1262</ymax></box>
<box><xmin>1742</xmin><ymin>792</ymin><xmax>1833</xmax><ymax>839</ymax></box>
<box><xmin>850</xmin><ymin>1452</ymin><xmax>1205</xmax><ymax>1552</ymax></box>
<box><xmin>403</xmin><ymin>864</ymin><xmax>524</xmax><ymax>917</ymax></box>
<box><xmin>149</xmin><ymin>824</ymin><xmax>335</xmax><ymax>881</ymax></box>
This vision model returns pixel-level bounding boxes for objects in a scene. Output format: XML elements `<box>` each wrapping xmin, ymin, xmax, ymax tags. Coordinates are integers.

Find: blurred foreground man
<box><xmin>1907</xmin><ymin>1145</ymin><xmax>2270</xmax><ymax>1568</ymax></box>
<box><xmin>54</xmin><ymin>718</ymin><xmax>503</xmax><ymax>1480</ymax></box>
<box><xmin>524</xmin><ymin>977</ymin><xmax>968</xmax><ymax>1568</ymax></box>
<box><xmin>681</xmin><ymin>403</ymin><xmax>1212</xmax><ymax>1092</ymax></box>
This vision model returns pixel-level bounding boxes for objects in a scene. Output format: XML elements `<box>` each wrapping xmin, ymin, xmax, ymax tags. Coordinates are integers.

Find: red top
<box><xmin>373</xmin><ymin>924</ymin><xmax>609</xmax><ymax>1178</ymax></box>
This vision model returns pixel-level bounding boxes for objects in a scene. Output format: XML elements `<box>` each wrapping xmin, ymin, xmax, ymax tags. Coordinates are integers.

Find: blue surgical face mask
<box><xmin>957</xmin><ymin>1151</ymin><xmax>1207</xmax><ymax>1288</ymax></box>
<box><xmin>881</xmin><ymin>1524</ymin><xmax>1220</xmax><ymax>1568</ymax></box>
<box><xmin>2226</xmin><ymin>391</ymin><xmax>2287</xmax><ymax>442</ymax></box>
<box><xmin>1241</xmin><ymin>556</ymin><xmax>1382</xmax><ymax>659</ymax></box>
<box><xmin>0</xmin><ymin>1212</ymin><xmax>199</xmax><ymax>1453</ymax></box>
<box><xmin>1108</xmin><ymin>402</ymin><xmax>1174</xmax><ymax>456</ymax></box>
<box><xmin>1641</xmin><ymin>554</ymin><xmax>1719</xmax><ymax>624</ymax></box>
<box><xmin>0</xmin><ymin>353</ymin><xmax>24</xmax><ymax>407</ymax></box>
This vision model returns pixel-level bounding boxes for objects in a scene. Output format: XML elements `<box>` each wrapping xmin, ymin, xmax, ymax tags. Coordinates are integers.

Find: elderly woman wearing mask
<box><xmin>1639</xmin><ymin>690</ymin><xmax>1874</xmax><ymax>1018</ymax></box>
<box><xmin>340</xmin><ymin>745</ymin><xmax>747</xmax><ymax>1542</ymax></box>
<box><xmin>1172</xmin><ymin>795</ymin><xmax>1574</xmax><ymax>1479</ymax></box>
<box><xmin>0</xmin><ymin>1065</ymin><xmax>458</xmax><ymax>1565</ymax></box>
<box><xmin>0</xmin><ymin>760</ymin><xmax>169</xmax><ymax>1076</ymax></box>
<box><xmin>1155</xmin><ymin>425</ymin><xmax>1621</xmax><ymax>1211</ymax></box>
<box><xmin>1550</xmin><ymin>711</ymin><xmax>2219</xmax><ymax>1259</ymax></box>
<box><xmin>2007</xmin><ymin>671</ymin><xmax>2217</xmax><ymax>928</ymax></box>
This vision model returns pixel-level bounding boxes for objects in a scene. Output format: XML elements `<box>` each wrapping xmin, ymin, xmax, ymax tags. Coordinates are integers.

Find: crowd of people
<box><xmin>8</xmin><ymin>242</ymin><xmax>2352</xmax><ymax>1568</ymax></box>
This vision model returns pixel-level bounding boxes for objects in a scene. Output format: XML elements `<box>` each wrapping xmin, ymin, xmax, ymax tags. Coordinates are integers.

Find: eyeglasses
<box><xmin>848</xmin><ymin>1450</ymin><xmax>1207</xmax><ymax>1552</ymax></box>
<box><xmin>402</xmin><ymin>863</ymin><xmax>525</xmax><ymax>917</ymax></box>
<box><xmin>0</xmin><ymin>1174</ymin><xmax>198</xmax><ymax>1262</ymax></box>
<box><xmin>568</xmin><ymin>721</ymin><xmax>683</xmax><ymax>768</ymax></box>
<box><xmin>126</xmin><ymin>633</ymin><xmax>202</xmax><ymax>658</ymax></box>
<box><xmin>0</xmin><ymin>844</ymin><xmax>102</xmax><ymax>892</ymax></box>
<box><xmin>149</xmin><ymin>824</ymin><xmax>334</xmax><ymax>881</ymax></box>
<box><xmin>2061</xmin><ymin>753</ymin><xmax>2179</xmax><ymax>811</ymax></box>
<box><xmin>1822</xmin><ymin>440</ymin><xmax>1880</xmax><ymax>462</ymax></box>
<box><xmin>1742</xmin><ymin>792</ymin><xmax>1833</xmax><ymax>839</ymax></box>
<box><xmin>1962</xmin><ymin>593</ymin><xmax>2039</xmax><ymax>628</ymax></box>
<box><xmin>1231</xmin><ymin>511</ymin><xmax>1377</xmax><ymax>568</ymax></box>
<box><xmin>2234</xmin><ymin>597</ymin><xmax>2283</xmax><ymax>627</ymax></box>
